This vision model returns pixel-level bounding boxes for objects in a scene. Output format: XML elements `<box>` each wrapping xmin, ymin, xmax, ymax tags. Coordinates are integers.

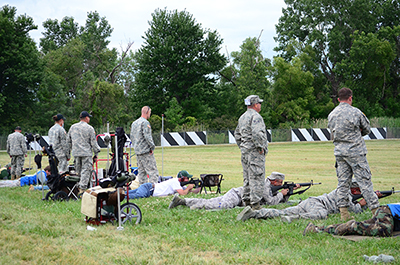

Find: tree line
<box><xmin>1</xmin><ymin>1</ymin><xmax>399</xmax><ymax>135</ymax></box>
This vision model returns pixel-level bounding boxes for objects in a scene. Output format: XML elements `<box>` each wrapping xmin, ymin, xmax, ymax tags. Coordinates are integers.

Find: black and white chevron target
<box><xmin>25</xmin><ymin>128</ymin><xmax>387</xmax><ymax>150</ymax></box>
<box><xmin>291</xmin><ymin>128</ymin><xmax>387</xmax><ymax>142</ymax></box>
<box><xmin>161</xmin><ymin>131</ymin><xmax>207</xmax><ymax>146</ymax></box>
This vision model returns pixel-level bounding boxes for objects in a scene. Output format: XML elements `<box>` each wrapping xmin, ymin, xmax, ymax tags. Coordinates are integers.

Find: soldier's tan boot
<box><xmin>16</xmin><ymin>175</ymin><xmax>21</xmax><ymax>179</ymax></box>
<box><xmin>236</xmin><ymin>206</ymin><xmax>256</xmax><ymax>221</ymax></box>
<box><xmin>11</xmin><ymin>175</ymin><xmax>15</xmax><ymax>180</ymax></box>
<box><xmin>168</xmin><ymin>194</ymin><xmax>186</xmax><ymax>209</ymax></box>
<box><xmin>339</xmin><ymin>207</ymin><xmax>354</xmax><ymax>222</ymax></box>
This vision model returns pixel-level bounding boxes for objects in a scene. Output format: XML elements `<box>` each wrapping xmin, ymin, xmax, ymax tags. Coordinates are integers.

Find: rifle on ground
<box><xmin>180</xmin><ymin>178</ymin><xmax>203</xmax><ymax>189</ymax></box>
<box><xmin>351</xmin><ymin>187</ymin><xmax>400</xmax><ymax>203</ymax></box>
<box><xmin>271</xmin><ymin>180</ymin><xmax>322</xmax><ymax>196</ymax></box>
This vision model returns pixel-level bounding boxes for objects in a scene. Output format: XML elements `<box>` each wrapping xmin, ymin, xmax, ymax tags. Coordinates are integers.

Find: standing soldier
<box><xmin>234</xmin><ymin>95</ymin><xmax>268</xmax><ymax>210</ymax></box>
<box><xmin>67</xmin><ymin>111</ymin><xmax>100</xmax><ymax>194</ymax></box>
<box><xmin>130</xmin><ymin>106</ymin><xmax>159</xmax><ymax>184</ymax></box>
<box><xmin>48</xmin><ymin>114</ymin><xmax>69</xmax><ymax>173</ymax></box>
<box><xmin>328</xmin><ymin>87</ymin><xmax>380</xmax><ymax>221</ymax></box>
<box><xmin>6</xmin><ymin>126</ymin><xmax>27</xmax><ymax>180</ymax></box>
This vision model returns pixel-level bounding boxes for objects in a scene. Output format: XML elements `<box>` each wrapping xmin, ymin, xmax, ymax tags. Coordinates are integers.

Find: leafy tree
<box><xmin>268</xmin><ymin>56</ymin><xmax>316</xmax><ymax>127</ymax></box>
<box><xmin>216</xmin><ymin>36</ymin><xmax>271</xmax><ymax>125</ymax></box>
<box><xmin>164</xmin><ymin>97</ymin><xmax>184</xmax><ymax>130</ymax></box>
<box><xmin>337</xmin><ymin>28</ymin><xmax>399</xmax><ymax>117</ymax></box>
<box><xmin>133</xmin><ymin>8</ymin><xmax>226</xmax><ymax>119</ymax></box>
<box><xmin>40</xmin><ymin>16</ymin><xmax>79</xmax><ymax>54</ymax></box>
<box><xmin>0</xmin><ymin>5</ymin><xmax>42</xmax><ymax>129</ymax></box>
<box><xmin>275</xmin><ymin>0</ymin><xmax>400</xmax><ymax>114</ymax></box>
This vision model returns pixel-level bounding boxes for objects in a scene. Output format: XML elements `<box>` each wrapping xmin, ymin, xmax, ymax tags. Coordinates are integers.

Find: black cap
<box><xmin>15</xmin><ymin>126</ymin><xmax>22</xmax><ymax>131</ymax></box>
<box><xmin>80</xmin><ymin>111</ymin><xmax>92</xmax><ymax>119</ymax></box>
<box><xmin>56</xmin><ymin>114</ymin><xmax>66</xmax><ymax>121</ymax></box>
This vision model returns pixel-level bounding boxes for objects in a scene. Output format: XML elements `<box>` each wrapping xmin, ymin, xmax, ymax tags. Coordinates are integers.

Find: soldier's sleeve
<box><xmin>234</xmin><ymin>124</ymin><xmax>241</xmax><ymax>147</ymax></box>
<box><xmin>263</xmin><ymin>181</ymin><xmax>284</xmax><ymax>205</ymax></box>
<box><xmin>90</xmin><ymin>128</ymin><xmax>101</xmax><ymax>156</ymax></box>
<box><xmin>21</xmin><ymin>136</ymin><xmax>27</xmax><ymax>155</ymax></box>
<box><xmin>359</xmin><ymin>111</ymin><xmax>371</xmax><ymax>137</ymax></box>
<box><xmin>251</xmin><ymin>115</ymin><xmax>268</xmax><ymax>150</ymax></box>
<box><xmin>142</xmin><ymin>121</ymin><xmax>155</xmax><ymax>150</ymax></box>
<box><xmin>130</xmin><ymin>122</ymin><xmax>136</xmax><ymax>147</ymax></box>
<box><xmin>61</xmin><ymin>129</ymin><xmax>69</xmax><ymax>158</ymax></box>
<box><xmin>349</xmin><ymin>198</ymin><xmax>363</xmax><ymax>214</ymax></box>
<box><xmin>67</xmin><ymin>128</ymin><xmax>72</xmax><ymax>153</ymax></box>
<box><xmin>6</xmin><ymin>137</ymin><xmax>10</xmax><ymax>155</ymax></box>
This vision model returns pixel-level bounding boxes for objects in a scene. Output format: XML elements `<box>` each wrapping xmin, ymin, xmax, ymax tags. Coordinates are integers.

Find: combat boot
<box><xmin>251</xmin><ymin>201</ymin><xmax>262</xmax><ymax>210</ymax></box>
<box><xmin>303</xmin><ymin>222</ymin><xmax>319</xmax><ymax>236</ymax></box>
<box><xmin>339</xmin><ymin>207</ymin><xmax>354</xmax><ymax>222</ymax></box>
<box><xmin>334</xmin><ymin>220</ymin><xmax>356</xmax><ymax>236</ymax></box>
<box><xmin>236</xmin><ymin>206</ymin><xmax>256</xmax><ymax>221</ymax></box>
<box><xmin>169</xmin><ymin>194</ymin><xmax>186</xmax><ymax>209</ymax></box>
<box><xmin>11</xmin><ymin>175</ymin><xmax>15</xmax><ymax>180</ymax></box>
<box><xmin>281</xmin><ymin>215</ymin><xmax>300</xmax><ymax>223</ymax></box>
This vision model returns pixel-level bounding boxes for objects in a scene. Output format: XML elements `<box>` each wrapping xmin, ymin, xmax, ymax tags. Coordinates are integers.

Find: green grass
<box><xmin>1</xmin><ymin>140</ymin><xmax>400</xmax><ymax>264</ymax></box>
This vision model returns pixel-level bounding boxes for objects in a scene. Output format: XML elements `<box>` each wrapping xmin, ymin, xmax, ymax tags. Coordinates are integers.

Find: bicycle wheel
<box><xmin>120</xmin><ymin>202</ymin><xmax>142</xmax><ymax>224</ymax></box>
<box><xmin>54</xmin><ymin>191</ymin><xmax>69</xmax><ymax>201</ymax></box>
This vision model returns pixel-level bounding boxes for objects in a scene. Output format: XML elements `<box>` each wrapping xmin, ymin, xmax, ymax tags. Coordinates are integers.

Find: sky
<box><xmin>6</xmin><ymin>0</ymin><xmax>287</xmax><ymax>59</ymax></box>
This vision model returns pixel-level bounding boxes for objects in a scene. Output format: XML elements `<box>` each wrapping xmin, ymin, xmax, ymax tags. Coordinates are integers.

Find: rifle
<box><xmin>351</xmin><ymin>187</ymin><xmax>400</xmax><ymax>203</ymax></box>
<box><xmin>180</xmin><ymin>178</ymin><xmax>203</xmax><ymax>189</ymax></box>
<box><xmin>271</xmin><ymin>180</ymin><xmax>322</xmax><ymax>196</ymax></box>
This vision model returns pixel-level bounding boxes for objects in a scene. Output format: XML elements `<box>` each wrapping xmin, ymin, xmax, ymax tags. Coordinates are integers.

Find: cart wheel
<box><xmin>120</xmin><ymin>203</ymin><xmax>142</xmax><ymax>224</ymax></box>
<box><xmin>54</xmin><ymin>191</ymin><xmax>69</xmax><ymax>201</ymax></box>
<box><xmin>88</xmin><ymin>170</ymin><xmax>98</xmax><ymax>188</ymax></box>
<box><xmin>45</xmin><ymin>191</ymin><xmax>54</xmax><ymax>201</ymax></box>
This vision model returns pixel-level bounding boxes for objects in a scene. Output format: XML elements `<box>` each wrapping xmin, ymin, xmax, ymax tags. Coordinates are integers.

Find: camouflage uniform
<box><xmin>328</xmin><ymin>102</ymin><xmax>379</xmax><ymax>210</ymax></box>
<box><xmin>251</xmin><ymin>189</ymin><xmax>362</xmax><ymax>220</ymax></box>
<box><xmin>48</xmin><ymin>124</ymin><xmax>69</xmax><ymax>173</ymax></box>
<box><xmin>130</xmin><ymin>117</ymin><xmax>159</xmax><ymax>184</ymax></box>
<box><xmin>6</xmin><ymin>131</ymin><xmax>27</xmax><ymax>178</ymax></box>
<box><xmin>235</xmin><ymin>108</ymin><xmax>268</xmax><ymax>205</ymax></box>
<box><xmin>67</xmin><ymin>121</ymin><xmax>100</xmax><ymax>189</ymax></box>
<box><xmin>317</xmin><ymin>205</ymin><xmax>396</xmax><ymax>237</ymax></box>
<box><xmin>186</xmin><ymin>178</ymin><xmax>284</xmax><ymax>210</ymax></box>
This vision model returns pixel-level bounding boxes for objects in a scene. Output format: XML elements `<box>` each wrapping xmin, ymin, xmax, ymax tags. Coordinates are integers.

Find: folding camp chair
<box><xmin>199</xmin><ymin>173</ymin><xmax>224</xmax><ymax>194</ymax></box>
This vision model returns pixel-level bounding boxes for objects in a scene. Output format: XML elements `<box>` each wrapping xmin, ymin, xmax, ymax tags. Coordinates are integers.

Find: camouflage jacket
<box><xmin>7</xmin><ymin>131</ymin><xmax>27</xmax><ymax>156</ymax></box>
<box><xmin>234</xmin><ymin>108</ymin><xmax>268</xmax><ymax>154</ymax></box>
<box><xmin>328</xmin><ymin>102</ymin><xmax>370</xmax><ymax>156</ymax></box>
<box><xmin>130</xmin><ymin>117</ymin><xmax>155</xmax><ymax>155</ymax></box>
<box><xmin>48</xmin><ymin>124</ymin><xmax>69</xmax><ymax>159</ymax></box>
<box><xmin>67</xmin><ymin>121</ymin><xmax>100</xmax><ymax>157</ymax></box>
<box><xmin>309</xmin><ymin>189</ymin><xmax>362</xmax><ymax>214</ymax></box>
<box><xmin>262</xmin><ymin>179</ymin><xmax>285</xmax><ymax>205</ymax></box>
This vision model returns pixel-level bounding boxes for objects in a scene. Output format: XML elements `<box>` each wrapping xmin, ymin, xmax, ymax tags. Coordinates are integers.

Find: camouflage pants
<box><xmin>318</xmin><ymin>206</ymin><xmax>394</xmax><ymax>237</ymax></box>
<box><xmin>241</xmin><ymin>149</ymin><xmax>266</xmax><ymax>204</ymax></box>
<box><xmin>136</xmin><ymin>152</ymin><xmax>159</xmax><ymax>184</ymax></box>
<box><xmin>185</xmin><ymin>188</ymin><xmax>243</xmax><ymax>210</ymax></box>
<box><xmin>253</xmin><ymin>198</ymin><xmax>329</xmax><ymax>220</ymax></box>
<box><xmin>10</xmin><ymin>155</ymin><xmax>25</xmax><ymax>177</ymax></box>
<box><xmin>75</xmin><ymin>156</ymin><xmax>92</xmax><ymax>189</ymax></box>
<box><xmin>335</xmin><ymin>155</ymin><xmax>379</xmax><ymax>210</ymax></box>
<box><xmin>57</xmin><ymin>156</ymin><xmax>68</xmax><ymax>173</ymax></box>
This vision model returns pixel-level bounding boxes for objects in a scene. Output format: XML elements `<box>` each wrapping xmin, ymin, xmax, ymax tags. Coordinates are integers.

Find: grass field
<box><xmin>1</xmin><ymin>140</ymin><xmax>399</xmax><ymax>264</ymax></box>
